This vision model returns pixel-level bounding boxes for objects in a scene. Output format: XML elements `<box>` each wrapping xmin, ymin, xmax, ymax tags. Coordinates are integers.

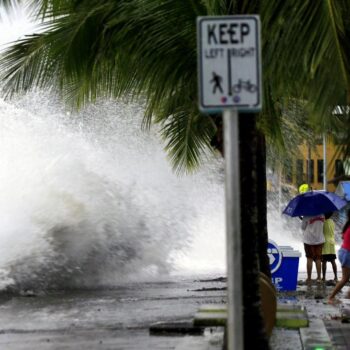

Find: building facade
<box><xmin>283</xmin><ymin>140</ymin><xmax>349</xmax><ymax>192</ymax></box>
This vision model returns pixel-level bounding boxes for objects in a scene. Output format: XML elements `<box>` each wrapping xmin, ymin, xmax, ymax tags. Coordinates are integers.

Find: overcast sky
<box><xmin>0</xmin><ymin>3</ymin><xmax>36</xmax><ymax>48</ymax></box>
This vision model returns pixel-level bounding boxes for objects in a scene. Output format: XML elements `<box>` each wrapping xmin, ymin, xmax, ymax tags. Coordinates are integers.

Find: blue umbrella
<box><xmin>335</xmin><ymin>181</ymin><xmax>350</xmax><ymax>201</ymax></box>
<box><xmin>282</xmin><ymin>190</ymin><xmax>347</xmax><ymax>217</ymax></box>
<box><xmin>333</xmin><ymin>181</ymin><xmax>350</xmax><ymax>228</ymax></box>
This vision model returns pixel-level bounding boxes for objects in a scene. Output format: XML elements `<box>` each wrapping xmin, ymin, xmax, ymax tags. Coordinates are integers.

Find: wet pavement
<box><xmin>0</xmin><ymin>278</ymin><xmax>226</xmax><ymax>349</ymax></box>
<box><xmin>0</xmin><ymin>276</ymin><xmax>349</xmax><ymax>349</ymax></box>
<box><xmin>326</xmin><ymin>320</ymin><xmax>350</xmax><ymax>349</ymax></box>
<box><xmin>270</xmin><ymin>279</ymin><xmax>350</xmax><ymax>350</ymax></box>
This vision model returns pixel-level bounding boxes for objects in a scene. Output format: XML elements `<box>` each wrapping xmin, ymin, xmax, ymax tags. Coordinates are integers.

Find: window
<box><xmin>317</xmin><ymin>160</ymin><xmax>323</xmax><ymax>183</ymax></box>
<box><xmin>296</xmin><ymin>159</ymin><xmax>304</xmax><ymax>185</ymax></box>
<box><xmin>306</xmin><ymin>159</ymin><xmax>314</xmax><ymax>183</ymax></box>
<box><xmin>335</xmin><ymin>159</ymin><xmax>344</xmax><ymax>177</ymax></box>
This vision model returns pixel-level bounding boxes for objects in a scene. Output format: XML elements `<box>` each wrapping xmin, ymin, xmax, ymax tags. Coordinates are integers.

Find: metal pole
<box><xmin>323</xmin><ymin>133</ymin><xmax>327</xmax><ymax>190</ymax></box>
<box><xmin>307</xmin><ymin>144</ymin><xmax>312</xmax><ymax>186</ymax></box>
<box><xmin>224</xmin><ymin>109</ymin><xmax>243</xmax><ymax>350</ymax></box>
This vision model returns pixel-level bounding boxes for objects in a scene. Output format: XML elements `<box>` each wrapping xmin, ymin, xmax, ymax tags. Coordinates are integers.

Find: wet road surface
<box><xmin>0</xmin><ymin>278</ymin><xmax>226</xmax><ymax>349</ymax></box>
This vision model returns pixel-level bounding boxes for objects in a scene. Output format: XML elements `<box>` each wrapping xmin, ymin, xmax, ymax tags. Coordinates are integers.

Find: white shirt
<box><xmin>301</xmin><ymin>215</ymin><xmax>325</xmax><ymax>245</ymax></box>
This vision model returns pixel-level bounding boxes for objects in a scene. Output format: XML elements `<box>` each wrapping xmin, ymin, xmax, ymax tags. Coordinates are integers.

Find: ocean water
<box><xmin>0</xmin><ymin>88</ymin><xmax>322</xmax><ymax>350</ymax></box>
<box><xmin>0</xmin><ymin>90</ymin><xmax>343</xmax><ymax>349</ymax></box>
<box><xmin>0</xmin><ymin>92</ymin><xmax>226</xmax><ymax>293</ymax></box>
<box><xmin>0</xmin><ymin>0</ymin><xmax>315</xmax><ymax>293</ymax></box>
<box><xmin>0</xmin><ymin>88</ymin><xmax>318</xmax><ymax>293</ymax></box>
<box><xmin>0</xmin><ymin>91</ymin><xmax>228</xmax><ymax>348</ymax></box>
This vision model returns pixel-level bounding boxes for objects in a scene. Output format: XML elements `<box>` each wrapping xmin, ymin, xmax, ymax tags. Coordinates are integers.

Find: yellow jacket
<box><xmin>322</xmin><ymin>219</ymin><xmax>336</xmax><ymax>255</ymax></box>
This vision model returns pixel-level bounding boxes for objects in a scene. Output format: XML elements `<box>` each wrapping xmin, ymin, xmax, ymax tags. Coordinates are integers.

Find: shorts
<box><xmin>322</xmin><ymin>254</ymin><xmax>336</xmax><ymax>262</ymax></box>
<box><xmin>338</xmin><ymin>248</ymin><xmax>350</xmax><ymax>268</ymax></box>
<box><xmin>304</xmin><ymin>243</ymin><xmax>323</xmax><ymax>261</ymax></box>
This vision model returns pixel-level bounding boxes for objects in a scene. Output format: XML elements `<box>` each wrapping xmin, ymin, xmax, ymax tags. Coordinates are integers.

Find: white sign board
<box><xmin>197</xmin><ymin>16</ymin><xmax>261</xmax><ymax>112</ymax></box>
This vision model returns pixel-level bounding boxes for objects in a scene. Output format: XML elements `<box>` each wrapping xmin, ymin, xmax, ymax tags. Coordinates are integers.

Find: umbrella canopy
<box><xmin>335</xmin><ymin>181</ymin><xmax>350</xmax><ymax>201</ymax></box>
<box><xmin>282</xmin><ymin>190</ymin><xmax>347</xmax><ymax>217</ymax></box>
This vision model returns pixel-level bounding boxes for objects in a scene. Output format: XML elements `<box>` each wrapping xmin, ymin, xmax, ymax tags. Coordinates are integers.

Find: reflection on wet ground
<box><xmin>0</xmin><ymin>278</ymin><xmax>226</xmax><ymax>349</ymax></box>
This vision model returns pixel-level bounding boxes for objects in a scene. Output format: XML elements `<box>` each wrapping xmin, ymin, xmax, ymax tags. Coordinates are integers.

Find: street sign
<box><xmin>197</xmin><ymin>16</ymin><xmax>261</xmax><ymax>112</ymax></box>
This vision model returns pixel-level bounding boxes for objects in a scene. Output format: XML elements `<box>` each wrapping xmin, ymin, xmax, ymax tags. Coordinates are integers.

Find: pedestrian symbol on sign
<box><xmin>210</xmin><ymin>72</ymin><xmax>223</xmax><ymax>94</ymax></box>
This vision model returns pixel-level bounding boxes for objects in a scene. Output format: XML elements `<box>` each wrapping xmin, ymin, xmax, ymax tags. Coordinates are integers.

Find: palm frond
<box><xmin>0</xmin><ymin>0</ymin><xmax>18</xmax><ymax>9</ymax></box>
<box><xmin>0</xmin><ymin>31</ymin><xmax>60</xmax><ymax>96</ymax></box>
<box><xmin>161</xmin><ymin>109</ymin><xmax>216</xmax><ymax>173</ymax></box>
<box><xmin>262</xmin><ymin>0</ymin><xmax>349</xmax><ymax>123</ymax></box>
<box><xmin>1</xmin><ymin>0</ymin><xmax>350</xmax><ymax>172</ymax></box>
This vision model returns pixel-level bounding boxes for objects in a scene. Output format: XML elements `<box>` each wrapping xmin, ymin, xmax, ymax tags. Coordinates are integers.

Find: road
<box><xmin>0</xmin><ymin>277</ymin><xmax>226</xmax><ymax>349</ymax></box>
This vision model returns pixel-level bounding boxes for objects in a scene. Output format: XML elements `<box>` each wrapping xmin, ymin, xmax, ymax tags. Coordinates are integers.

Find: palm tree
<box><xmin>1</xmin><ymin>1</ymin><xmax>350</xmax><ymax>348</ymax></box>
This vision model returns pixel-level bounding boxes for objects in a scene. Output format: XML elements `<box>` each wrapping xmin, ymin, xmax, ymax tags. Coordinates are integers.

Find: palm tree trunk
<box><xmin>239</xmin><ymin>115</ymin><xmax>269</xmax><ymax>349</ymax></box>
<box><xmin>216</xmin><ymin>4</ymin><xmax>269</xmax><ymax>347</ymax></box>
<box><xmin>257</xmin><ymin>133</ymin><xmax>271</xmax><ymax>277</ymax></box>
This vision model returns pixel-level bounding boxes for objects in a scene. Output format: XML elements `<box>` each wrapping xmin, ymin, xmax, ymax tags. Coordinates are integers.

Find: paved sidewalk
<box><xmin>270</xmin><ymin>281</ymin><xmax>350</xmax><ymax>350</ymax></box>
<box><xmin>326</xmin><ymin>320</ymin><xmax>350</xmax><ymax>349</ymax></box>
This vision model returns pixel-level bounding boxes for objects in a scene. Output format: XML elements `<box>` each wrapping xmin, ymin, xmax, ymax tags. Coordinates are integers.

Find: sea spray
<box><xmin>0</xmin><ymin>90</ymin><xmax>315</xmax><ymax>292</ymax></box>
<box><xmin>267</xmin><ymin>199</ymin><xmax>306</xmax><ymax>271</ymax></box>
<box><xmin>0</xmin><ymin>92</ymin><xmax>226</xmax><ymax>291</ymax></box>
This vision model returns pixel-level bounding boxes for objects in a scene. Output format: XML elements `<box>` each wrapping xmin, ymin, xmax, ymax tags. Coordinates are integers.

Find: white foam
<box><xmin>0</xmin><ymin>92</ymin><xmax>225</xmax><ymax>290</ymax></box>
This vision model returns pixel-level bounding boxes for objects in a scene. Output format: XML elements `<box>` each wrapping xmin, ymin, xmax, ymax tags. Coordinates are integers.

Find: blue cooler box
<box><xmin>268</xmin><ymin>241</ymin><xmax>301</xmax><ymax>291</ymax></box>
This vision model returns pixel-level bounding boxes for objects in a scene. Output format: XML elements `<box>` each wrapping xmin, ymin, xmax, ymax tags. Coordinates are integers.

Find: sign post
<box><xmin>223</xmin><ymin>109</ymin><xmax>243</xmax><ymax>350</ymax></box>
<box><xmin>197</xmin><ymin>16</ymin><xmax>261</xmax><ymax>350</ymax></box>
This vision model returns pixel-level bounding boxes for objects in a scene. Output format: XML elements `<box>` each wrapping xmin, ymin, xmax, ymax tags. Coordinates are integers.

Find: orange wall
<box><xmin>294</xmin><ymin>141</ymin><xmax>338</xmax><ymax>191</ymax></box>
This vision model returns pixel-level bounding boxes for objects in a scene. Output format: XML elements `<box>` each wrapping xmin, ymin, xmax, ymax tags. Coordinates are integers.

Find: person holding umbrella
<box><xmin>328</xmin><ymin>209</ymin><xmax>350</xmax><ymax>304</ymax></box>
<box><xmin>301</xmin><ymin>214</ymin><xmax>325</xmax><ymax>284</ymax></box>
<box><xmin>283</xmin><ymin>190</ymin><xmax>348</xmax><ymax>284</ymax></box>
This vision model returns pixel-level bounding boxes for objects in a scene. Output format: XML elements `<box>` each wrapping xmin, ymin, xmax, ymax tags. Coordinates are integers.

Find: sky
<box><xmin>0</xmin><ymin>3</ymin><xmax>35</xmax><ymax>48</ymax></box>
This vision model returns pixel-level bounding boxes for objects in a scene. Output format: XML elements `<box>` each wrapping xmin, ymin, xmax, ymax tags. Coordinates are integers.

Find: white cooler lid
<box><xmin>282</xmin><ymin>251</ymin><xmax>301</xmax><ymax>257</ymax></box>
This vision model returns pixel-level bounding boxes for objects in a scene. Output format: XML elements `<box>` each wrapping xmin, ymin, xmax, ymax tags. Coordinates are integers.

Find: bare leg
<box><xmin>306</xmin><ymin>258</ymin><xmax>313</xmax><ymax>282</ymax></box>
<box><xmin>315</xmin><ymin>258</ymin><xmax>322</xmax><ymax>281</ymax></box>
<box><xmin>322</xmin><ymin>260</ymin><xmax>326</xmax><ymax>281</ymax></box>
<box><xmin>331</xmin><ymin>260</ymin><xmax>338</xmax><ymax>281</ymax></box>
<box><xmin>328</xmin><ymin>267</ymin><xmax>350</xmax><ymax>301</ymax></box>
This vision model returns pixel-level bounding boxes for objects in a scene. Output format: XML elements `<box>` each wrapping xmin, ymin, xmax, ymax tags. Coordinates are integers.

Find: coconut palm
<box><xmin>1</xmin><ymin>1</ymin><xmax>350</xmax><ymax>349</ymax></box>
<box><xmin>1</xmin><ymin>1</ymin><xmax>349</xmax><ymax>173</ymax></box>
<box><xmin>0</xmin><ymin>2</ymin><xmax>270</xmax><ymax>347</ymax></box>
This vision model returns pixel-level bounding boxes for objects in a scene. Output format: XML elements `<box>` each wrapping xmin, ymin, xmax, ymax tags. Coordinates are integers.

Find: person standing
<box><xmin>328</xmin><ymin>209</ymin><xmax>350</xmax><ymax>303</ymax></box>
<box><xmin>302</xmin><ymin>214</ymin><xmax>325</xmax><ymax>283</ymax></box>
<box><xmin>322</xmin><ymin>212</ymin><xmax>338</xmax><ymax>282</ymax></box>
